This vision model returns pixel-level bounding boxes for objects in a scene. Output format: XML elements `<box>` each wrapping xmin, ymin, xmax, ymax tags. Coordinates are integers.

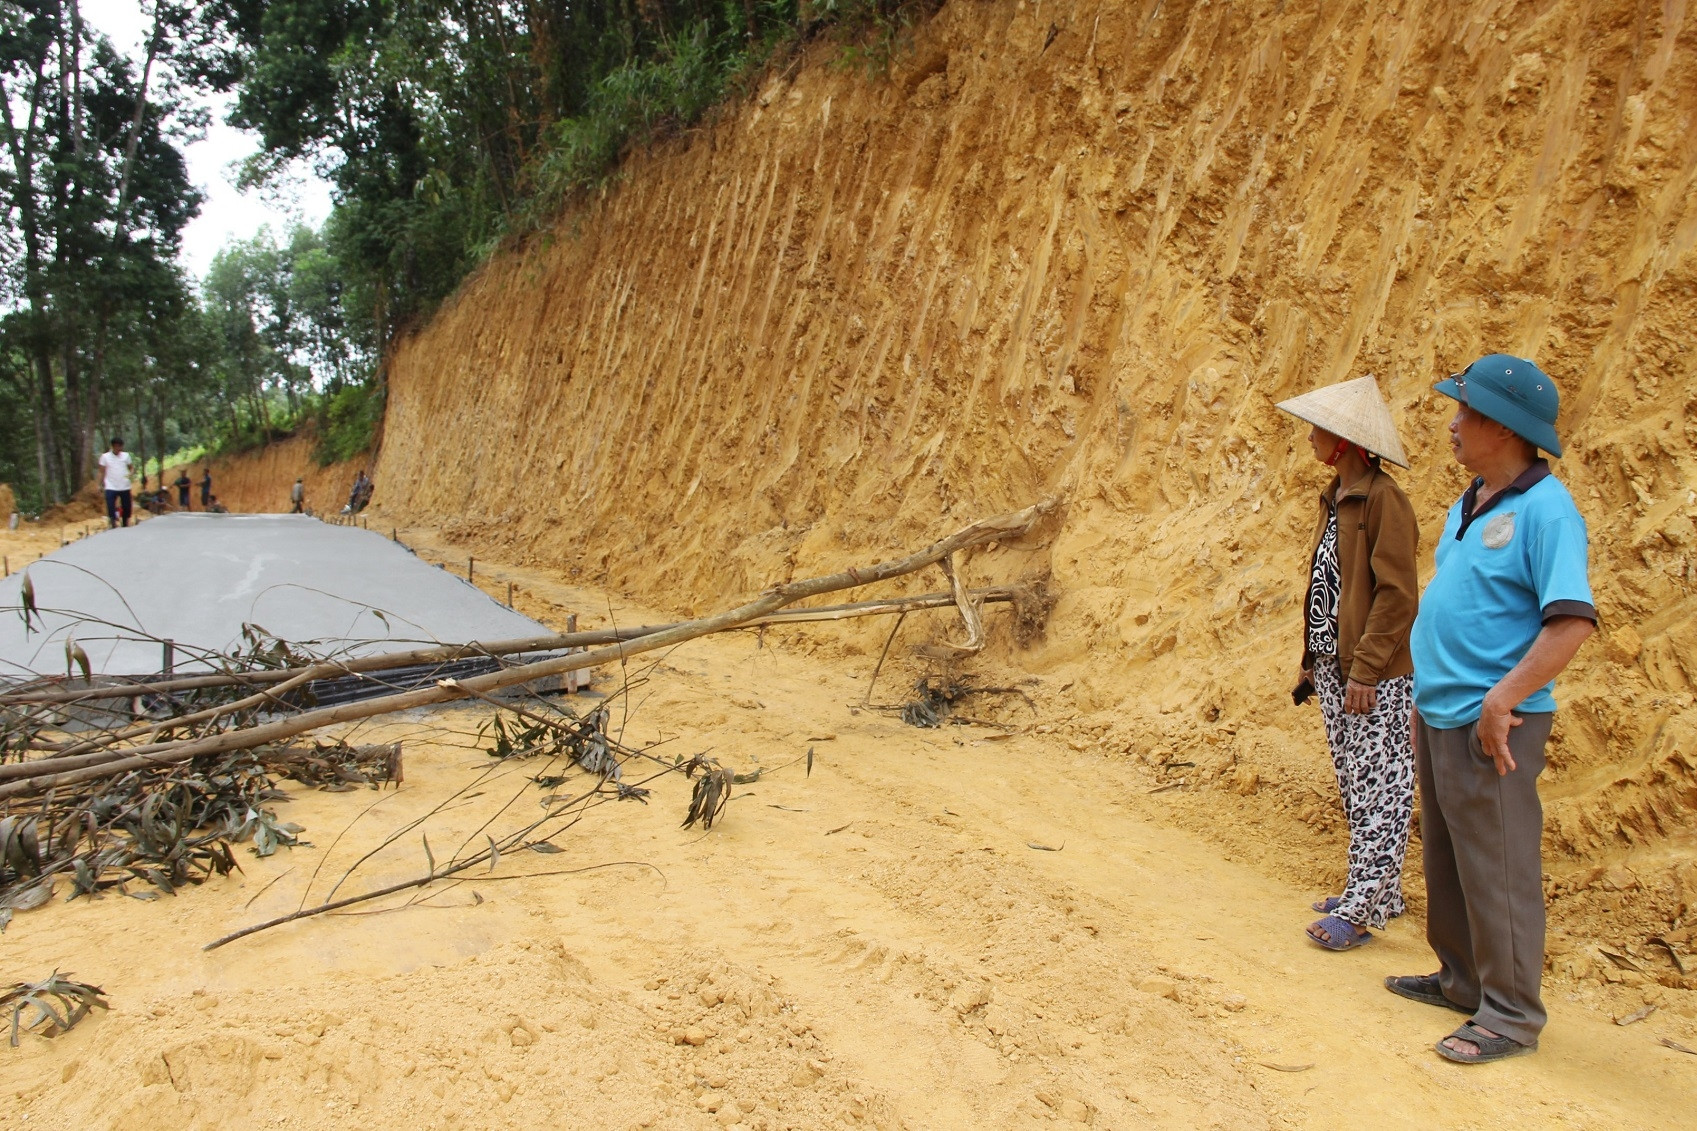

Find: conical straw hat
<box><xmin>1275</xmin><ymin>374</ymin><xmax>1410</xmax><ymax>468</ymax></box>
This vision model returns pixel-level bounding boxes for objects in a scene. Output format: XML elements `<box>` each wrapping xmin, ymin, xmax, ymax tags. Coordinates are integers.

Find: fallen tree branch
<box><xmin>201</xmin><ymin>763</ymin><xmax>677</xmax><ymax>951</ymax></box>
<box><xmin>1</xmin><ymin>586</ymin><xmax>1023</xmax><ymax>709</ymax></box>
<box><xmin>47</xmin><ymin>663</ymin><xmax>327</xmax><ymax>761</ymax></box>
<box><xmin>0</xmin><ymin>585</ymin><xmax>1024</xmax><ymax>785</ymax></box>
<box><xmin>0</xmin><ymin>502</ymin><xmax>1052</xmax><ymax>800</ymax></box>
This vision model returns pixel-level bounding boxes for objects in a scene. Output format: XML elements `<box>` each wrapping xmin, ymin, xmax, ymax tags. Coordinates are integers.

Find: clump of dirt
<box><xmin>39</xmin><ymin>483</ymin><xmax>103</xmax><ymax>525</ymax></box>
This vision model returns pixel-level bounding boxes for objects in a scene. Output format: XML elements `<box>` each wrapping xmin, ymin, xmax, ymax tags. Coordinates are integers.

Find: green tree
<box><xmin>0</xmin><ymin>0</ymin><xmax>206</xmax><ymax>502</ymax></box>
<box><xmin>198</xmin><ymin>1</ymin><xmax>824</xmax><ymax>346</ymax></box>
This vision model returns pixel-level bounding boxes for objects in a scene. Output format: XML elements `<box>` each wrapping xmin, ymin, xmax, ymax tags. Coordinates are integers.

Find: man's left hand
<box><xmin>1477</xmin><ymin>691</ymin><xmax>1523</xmax><ymax>775</ymax></box>
<box><xmin>1343</xmin><ymin>679</ymin><xmax>1378</xmax><ymax>715</ymax></box>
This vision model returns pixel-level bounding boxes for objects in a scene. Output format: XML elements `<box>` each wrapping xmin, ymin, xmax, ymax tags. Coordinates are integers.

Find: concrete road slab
<box><xmin>0</xmin><ymin>514</ymin><xmax>549</xmax><ymax>679</ymax></box>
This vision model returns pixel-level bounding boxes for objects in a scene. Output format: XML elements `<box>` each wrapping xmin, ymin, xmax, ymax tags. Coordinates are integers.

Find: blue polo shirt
<box><xmin>1411</xmin><ymin>461</ymin><xmax>1595</xmax><ymax>729</ymax></box>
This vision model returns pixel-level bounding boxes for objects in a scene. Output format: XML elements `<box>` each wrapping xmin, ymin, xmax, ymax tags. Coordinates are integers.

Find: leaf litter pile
<box><xmin>0</xmin><ymin>740</ymin><xmax>400</xmax><ymax>932</ymax></box>
<box><xmin>0</xmin><ymin>502</ymin><xmax>1054</xmax><ymax>1037</ymax></box>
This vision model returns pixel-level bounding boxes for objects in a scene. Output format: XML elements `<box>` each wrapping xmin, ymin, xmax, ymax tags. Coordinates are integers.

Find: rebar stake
<box><xmin>566</xmin><ymin>613</ymin><xmax>580</xmax><ymax>694</ymax></box>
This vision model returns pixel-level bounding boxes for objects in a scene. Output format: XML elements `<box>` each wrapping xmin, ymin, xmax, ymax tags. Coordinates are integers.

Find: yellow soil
<box><xmin>4</xmin><ymin>527</ymin><xmax>1694</xmax><ymax>1130</ymax></box>
<box><xmin>362</xmin><ymin>0</ymin><xmax>1693</xmax><ymax>979</ymax></box>
<box><xmin>8</xmin><ymin>0</ymin><xmax>1696</xmax><ymax>1120</ymax></box>
<box><xmin>1</xmin><ymin>517</ymin><xmax>109</xmax><ymax>574</ymax></box>
<box><xmin>162</xmin><ymin>434</ymin><xmax>369</xmax><ymax>517</ymax></box>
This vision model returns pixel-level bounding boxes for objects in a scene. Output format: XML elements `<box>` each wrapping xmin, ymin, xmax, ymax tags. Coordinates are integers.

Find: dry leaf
<box><xmin>1259</xmin><ymin>1062</ymin><xmax>1315</xmax><ymax>1073</ymax></box>
<box><xmin>1615</xmin><ymin>1004</ymin><xmax>1657</xmax><ymax>1026</ymax></box>
<box><xmin>1598</xmin><ymin>947</ymin><xmax>1644</xmax><ymax>973</ymax></box>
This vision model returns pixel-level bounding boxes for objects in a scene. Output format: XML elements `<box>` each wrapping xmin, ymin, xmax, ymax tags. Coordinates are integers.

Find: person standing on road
<box><xmin>199</xmin><ymin>467</ymin><xmax>212</xmax><ymax>507</ymax></box>
<box><xmin>1386</xmin><ymin>354</ymin><xmax>1595</xmax><ymax>1065</ymax></box>
<box><xmin>98</xmin><ymin>437</ymin><xmax>134</xmax><ymax>528</ymax></box>
<box><xmin>1277</xmin><ymin>376</ymin><xmax>1420</xmax><ymax>952</ymax></box>
<box><xmin>290</xmin><ymin>477</ymin><xmax>305</xmax><ymax>514</ymax></box>
<box><xmin>174</xmin><ymin>470</ymin><xmax>192</xmax><ymax>510</ymax></box>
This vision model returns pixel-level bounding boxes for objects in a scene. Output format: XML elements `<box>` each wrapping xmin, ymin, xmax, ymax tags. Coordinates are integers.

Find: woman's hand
<box><xmin>1292</xmin><ymin>669</ymin><xmax>1315</xmax><ymax>706</ymax></box>
<box><xmin>1344</xmin><ymin>678</ymin><xmax>1378</xmax><ymax>715</ymax></box>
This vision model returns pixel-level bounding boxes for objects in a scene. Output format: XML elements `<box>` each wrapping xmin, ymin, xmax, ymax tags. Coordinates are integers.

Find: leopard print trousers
<box><xmin>1312</xmin><ymin>658</ymin><xmax>1416</xmax><ymax>929</ymax></box>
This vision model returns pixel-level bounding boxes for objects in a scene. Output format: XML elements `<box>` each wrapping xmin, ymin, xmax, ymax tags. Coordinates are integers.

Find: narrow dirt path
<box><xmin>4</xmin><ymin>525</ymin><xmax>1691</xmax><ymax>1129</ymax></box>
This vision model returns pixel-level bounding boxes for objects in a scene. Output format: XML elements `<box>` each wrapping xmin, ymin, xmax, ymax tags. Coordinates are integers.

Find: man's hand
<box><xmin>1477</xmin><ymin>616</ymin><xmax>1596</xmax><ymax>777</ymax></box>
<box><xmin>1344</xmin><ymin>679</ymin><xmax>1378</xmax><ymax>715</ymax></box>
<box><xmin>1477</xmin><ymin>689</ymin><xmax>1523</xmax><ymax>775</ymax></box>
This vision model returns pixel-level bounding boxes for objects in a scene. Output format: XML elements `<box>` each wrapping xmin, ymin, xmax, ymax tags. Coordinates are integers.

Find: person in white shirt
<box><xmin>98</xmin><ymin>436</ymin><xmax>134</xmax><ymax>528</ymax></box>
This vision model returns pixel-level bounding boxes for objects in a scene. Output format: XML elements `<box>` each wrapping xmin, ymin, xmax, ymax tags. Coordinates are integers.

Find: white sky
<box><xmin>85</xmin><ymin>0</ymin><xmax>335</xmax><ymax>280</ymax></box>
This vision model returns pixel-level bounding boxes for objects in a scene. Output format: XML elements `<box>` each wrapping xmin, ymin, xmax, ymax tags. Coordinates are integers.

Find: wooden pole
<box><xmin>565</xmin><ymin>613</ymin><xmax>579</xmax><ymax>694</ymax></box>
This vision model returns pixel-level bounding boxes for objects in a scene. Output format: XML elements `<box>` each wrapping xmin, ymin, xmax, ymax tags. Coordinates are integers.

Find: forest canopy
<box><xmin>1</xmin><ymin>0</ymin><xmax>918</xmax><ymax>512</ymax></box>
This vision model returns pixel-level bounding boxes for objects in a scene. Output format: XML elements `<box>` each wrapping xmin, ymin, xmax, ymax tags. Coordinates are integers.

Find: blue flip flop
<box><xmin>1311</xmin><ymin>895</ymin><xmax>1342</xmax><ymax>913</ymax></box>
<box><xmin>1307</xmin><ymin>914</ymin><xmax>1373</xmax><ymax>951</ymax></box>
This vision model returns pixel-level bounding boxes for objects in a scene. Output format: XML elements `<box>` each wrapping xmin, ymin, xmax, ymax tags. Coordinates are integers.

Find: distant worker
<box><xmin>1277</xmin><ymin>376</ymin><xmax>1419</xmax><ymax>953</ymax></box>
<box><xmin>174</xmin><ymin>470</ymin><xmax>192</xmax><ymax>510</ymax></box>
<box><xmin>199</xmin><ymin>467</ymin><xmax>212</xmax><ymax>507</ymax></box>
<box><xmin>207</xmin><ymin>495</ymin><xmax>229</xmax><ymax>514</ymax></box>
<box><xmin>1388</xmin><ymin>355</ymin><xmax>1595</xmax><ymax>1065</ymax></box>
<box><xmin>346</xmin><ymin>469</ymin><xmax>369</xmax><ymax>513</ymax></box>
<box><xmin>290</xmin><ymin>477</ymin><xmax>305</xmax><ymax>514</ymax></box>
<box><xmin>98</xmin><ymin>436</ymin><xmax>134</xmax><ymax>528</ymax></box>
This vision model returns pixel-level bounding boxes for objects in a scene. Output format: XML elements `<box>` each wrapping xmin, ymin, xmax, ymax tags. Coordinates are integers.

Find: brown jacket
<box><xmin>1301</xmin><ymin>466</ymin><xmax>1419</xmax><ymax>685</ymax></box>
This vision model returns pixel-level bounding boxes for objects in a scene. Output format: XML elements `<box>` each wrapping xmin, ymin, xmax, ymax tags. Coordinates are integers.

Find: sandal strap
<box><xmin>1448</xmin><ymin>1022</ymin><xmax>1525</xmax><ymax>1053</ymax></box>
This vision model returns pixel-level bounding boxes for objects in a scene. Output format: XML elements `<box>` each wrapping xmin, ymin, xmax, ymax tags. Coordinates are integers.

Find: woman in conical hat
<box><xmin>1276</xmin><ymin>375</ymin><xmax>1420</xmax><ymax>951</ymax></box>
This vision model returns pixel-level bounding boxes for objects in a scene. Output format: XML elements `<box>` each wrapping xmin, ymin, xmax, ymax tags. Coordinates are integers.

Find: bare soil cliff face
<box><xmin>368</xmin><ymin>0</ymin><xmax>1694</xmax><ymax>981</ymax></box>
<box><xmin>167</xmin><ymin>435</ymin><xmax>368</xmax><ymax>518</ymax></box>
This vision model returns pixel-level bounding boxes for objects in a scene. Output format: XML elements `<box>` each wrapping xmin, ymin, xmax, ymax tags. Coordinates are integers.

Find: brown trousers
<box><xmin>1415</xmin><ymin>710</ymin><xmax>1554</xmax><ymax>1046</ymax></box>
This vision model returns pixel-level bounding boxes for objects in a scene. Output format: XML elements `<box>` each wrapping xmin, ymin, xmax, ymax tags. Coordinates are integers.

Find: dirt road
<box><xmin>4</xmin><ymin>527</ymin><xmax>1692</xmax><ymax>1129</ymax></box>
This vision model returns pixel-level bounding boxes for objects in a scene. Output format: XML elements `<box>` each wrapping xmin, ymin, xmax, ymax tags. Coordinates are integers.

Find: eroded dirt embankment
<box><xmin>164</xmin><ymin>435</ymin><xmax>368</xmax><ymax>518</ymax></box>
<box><xmin>219</xmin><ymin>0</ymin><xmax>1694</xmax><ymax>986</ymax></box>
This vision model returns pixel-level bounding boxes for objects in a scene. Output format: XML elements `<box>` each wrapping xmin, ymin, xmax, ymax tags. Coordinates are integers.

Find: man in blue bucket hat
<box><xmin>1386</xmin><ymin>354</ymin><xmax>1596</xmax><ymax>1064</ymax></box>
